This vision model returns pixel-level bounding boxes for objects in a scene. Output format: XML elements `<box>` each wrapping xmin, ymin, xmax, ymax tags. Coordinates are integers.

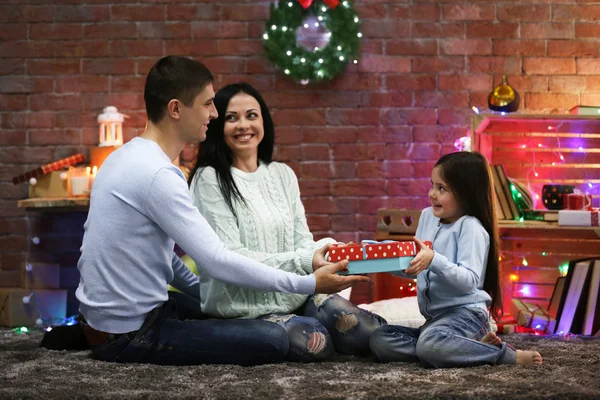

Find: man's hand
<box><xmin>405</xmin><ymin>237</ymin><xmax>434</xmax><ymax>275</ymax></box>
<box><xmin>313</xmin><ymin>260</ymin><xmax>370</xmax><ymax>294</ymax></box>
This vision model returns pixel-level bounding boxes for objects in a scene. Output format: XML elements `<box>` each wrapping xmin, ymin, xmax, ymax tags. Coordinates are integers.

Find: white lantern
<box><xmin>97</xmin><ymin>106</ymin><xmax>125</xmax><ymax>147</ymax></box>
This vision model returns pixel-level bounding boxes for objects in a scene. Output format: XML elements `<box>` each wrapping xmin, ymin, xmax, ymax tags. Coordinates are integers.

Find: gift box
<box><xmin>558</xmin><ymin>209</ymin><xmax>599</xmax><ymax>226</ymax></box>
<box><xmin>363</xmin><ymin>241</ymin><xmax>417</xmax><ymax>259</ymax></box>
<box><xmin>510</xmin><ymin>299</ymin><xmax>556</xmax><ymax>334</ymax></box>
<box><xmin>329</xmin><ymin>244</ymin><xmax>364</xmax><ymax>262</ymax></box>
<box><xmin>0</xmin><ymin>288</ymin><xmax>67</xmax><ymax>327</ymax></box>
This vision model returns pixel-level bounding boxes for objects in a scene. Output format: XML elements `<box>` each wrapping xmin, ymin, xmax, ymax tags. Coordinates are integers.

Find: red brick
<box><xmin>387</xmin><ymin>143</ymin><xmax>442</xmax><ymax>161</ymax></box>
<box><xmin>585</xmin><ymin>77</ymin><xmax>600</xmax><ymax>91</ymax></box>
<box><xmin>332</xmin><ymin>144</ymin><xmax>385</xmax><ymax>161</ymax></box>
<box><xmin>30</xmin><ymin>23</ymin><xmax>83</xmax><ymax>40</ymax></box>
<box><xmin>413</xmin><ymin>56</ymin><xmax>465</xmax><ymax>73</ymax></box>
<box><xmin>0</xmin><ymin>218</ymin><xmax>28</xmax><ymax>235</ymax></box>
<box><xmin>548</xmin><ymin>41</ymin><xmax>600</xmax><ymax>57</ymax></box>
<box><xmin>390</xmin><ymin>4</ymin><xmax>439</xmax><ymax>20</ymax></box>
<box><xmin>0</xmin><ymin>146</ymin><xmax>56</xmax><ymax>164</ymax></box>
<box><xmin>0</xmin><ymin>6</ymin><xmax>54</xmax><ymax>23</ymax></box>
<box><xmin>28</xmin><ymin>60</ymin><xmax>81</xmax><ymax>75</ymax></box>
<box><xmin>523</xmin><ymin>58</ymin><xmax>576</xmax><ymax>75</ymax></box>
<box><xmin>0</xmin><ymin>60</ymin><xmax>25</xmax><ymax>75</ymax></box>
<box><xmin>222</xmin><ymin>4</ymin><xmax>270</xmax><ymax>21</ymax></box>
<box><xmin>192</xmin><ymin>21</ymin><xmax>247</xmax><ymax>39</ymax></box>
<box><xmin>361</xmin><ymin>20</ymin><xmax>410</xmax><ymax>38</ymax></box>
<box><xmin>357</xmin><ymin>215</ymin><xmax>378</xmax><ymax>232</ymax></box>
<box><xmin>386</xmin><ymin>75</ymin><xmax>436</xmax><ymax>91</ymax></box>
<box><xmin>301</xmin><ymin>162</ymin><xmax>355</xmax><ymax>179</ymax></box>
<box><xmin>55</xmin><ymin>5</ymin><xmax>109</xmax><ymax>22</ymax></box>
<box><xmin>167</xmin><ymin>4</ymin><xmax>219</xmax><ymax>21</ymax></box>
<box><xmin>413</xmin><ymin>126</ymin><xmax>467</xmax><ymax>144</ymax></box>
<box><xmin>389</xmin><ymin>179</ymin><xmax>432</xmax><ymax>197</ymax></box>
<box><xmin>578</xmin><ymin>58</ymin><xmax>600</xmax><ymax>75</ymax></box>
<box><xmin>467</xmin><ymin>57</ymin><xmax>521</xmax><ymax>74</ymax></box>
<box><xmin>30</xmin><ymin>95</ymin><xmax>82</xmax><ymax>111</ymax></box>
<box><xmin>1</xmin><ymin>24</ymin><xmax>28</xmax><ymax>40</ymax></box>
<box><xmin>82</xmin><ymin>59</ymin><xmax>136</xmax><ymax>75</ymax></box>
<box><xmin>382</xmin><ymin>108</ymin><xmax>437</xmax><ymax>126</ymax></box>
<box><xmin>0</xmin><ymin>41</ymin><xmax>54</xmax><ymax>58</ymax></box>
<box><xmin>54</xmin><ymin>112</ymin><xmax>97</xmax><ymax>129</ymax></box>
<box><xmin>333</xmin><ymin>179</ymin><xmax>387</xmax><ymax>197</ymax></box>
<box><xmin>56</xmin><ymin>76</ymin><xmax>109</xmax><ymax>93</ymax></box>
<box><xmin>576</xmin><ymin>23</ymin><xmax>600</xmax><ymax>38</ymax></box>
<box><xmin>205</xmin><ymin>57</ymin><xmax>247</xmax><ymax>74</ymax></box>
<box><xmin>466</xmin><ymin>22</ymin><xmax>518</xmax><ymax>38</ymax></box>
<box><xmin>0</xmin><ymin>253</ymin><xmax>27</xmax><ymax>271</ymax></box>
<box><xmin>525</xmin><ymin>93</ymin><xmax>579</xmax><ymax>111</ymax></box>
<box><xmin>82</xmin><ymin>93</ymin><xmax>144</xmax><ymax>112</ymax></box>
<box><xmin>306</xmin><ymin>215</ymin><xmax>331</xmax><ymax>232</ymax></box>
<box><xmin>439</xmin><ymin>75</ymin><xmax>491</xmax><ymax>91</ymax></box>
<box><xmin>550</xmin><ymin>76</ymin><xmax>587</xmax><ymax>92</ymax></box>
<box><xmin>298</xmin><ymin>180</ymin><xmax>331</xmax><ymax>196</ymax></box>
<box><xmin>300</xmin><ymin>145</ymin><xmax>330</xmax><ymax>161</ymax></box>
<box><xmin>273</xmin><ymin>109</ymin><xmax>326</xmax><ymax>126</ymax></box>
<box><xmin>360</xmin><ymin>92</ymin><xmax>412</xmax><ymax>108</ymax></box>
<box><xmin>0</xmin><ymin>131</ymin><xmax>26</xmax><ymax>146</ymax></box>
<box><xmin>247</xmin><ymin>57</ymin><xmax>275</xmax><ymax>75</ymax></box>
<box><xmin>358</xmin><ymin>198</ymin><xmax>413</xmax><ymax>215</ymax></box>
<box><xmin>500</xmin><ymin>75</ymin><xmax>548</xmax><ymax>92</ymax></box>
<box><xmin>112</xmin><ymin>5</ymin><xmax>165</xmax><ymax>21</ymax></box>
<box><xmin>387</xmin><ymin>39</ymin><xmax>438</xmax><ymax>55</ymax></box>
<box><xmin>273</xmin><ymin>145</ymin><xmax>301</xmax><ymax>162</ymax></box>
<box><xmin>493</xmin><ymin>40</ymin><xmax>546</xmax><ymax>57</ymax></box>
<box><xmin>28</xmin><ymin>129</ymin><xmax>82</xmax><ymax>146</ymax></box>
<box><xmin>54</xmin><ymin>41</ymin><xmax>111</xmax><ymax>58</ymax></box>
<box><xmin>442</xmin><ymin>4</ymin><xmax>495</xmax><ymax>21</ymax></box>
<box><xmin>166</xmin><ymin>40</ymin><xmax>221</xmax><ymax>57</ymax></box>
<box><xmin>553</xmin><ymin>5</ymin><xmax>600</xmax><ymax>22</ymax></box>
<box><xmin>413</xmin><ymin>22</ymin><xmax>464</xmax><ymax>38</ymax></box>
<box><xmin>329</xmin><ymin>74</ymin><xmax>383</xmax><ymax>91</ymax></box>
<box><xmin>303</xmin><ymin>127</ymin><xmax>357</xmax><ymax>144</ymax></box>
<box><xmin>218</xmin><ymin>39</ymin><xmax>266</xmax><ymax>56</ymax></box>
<box><xmin>498</xmin><ymin>4</ymin><xmax>551</xmax><ymax>21</ymax></box>
<box><xmin>139</xmin><ymin>22</ymin><xmax>191</xmax><ymax>38</ymax></box>
<box><xmin>303</xmin><ymin>197</ymin><xmax>358</xmax><ymax>215</ymax></box>
<box><xmin>521</xmin><ymin>23</ymin><xmax>574</xmax><ymax>39</ymax></box>
<box><xmin>581</xmin><ymin>94</ymin><xmax>600</xmax><ymax>106</ymax></box>
<box><xmin>358</xmin><ymin>39</ymin><xmax>384</xmax><ymax>55</ymax></box>
<box><xmin>84</xmin><ymin>23</ymin><xmax>138</xmax><ymax>39</ymax></box>
<box><xmin>219</xmin><ymin>75</ymin><xmax>274</xmax><ymax>92</ymax></box>
<box><xmin>357</xmin><ymin>126</ymin><xmax>412</xmax><ymax>143</ymax></box>
<box><xmin>326</xmin><ymin>109</ymin><xmax>380</xmax><ymax>126</ymax></box>
<box><xmin>415</xmin><ymin>91</ymin><xmax>469</xmax><ymax>108</ymax></box>
<box><xmin>330</xmin><ymin>215</ymin><xmax>357</xmax><ymax>232</ymax></box>
<box><xmin>357</xmin><ymin>161</ymin><xmax>413</xmax><ymax>178</ymax></box>
<box><xmin>2</xmin><ymin>113</ymin><xmax>53</xmax><ymax>129</ymax></box>
<box><xmin>441</xmin><ymin>39</ymin><xmax>491</xmax><ymax>56</ymax></box>
<box><xmin>267</xmin><ymin>91</ymin><xmax>360</xmax><ymax>109</ymax></box>
<box><xmin>438</xmin><ymin>109</ymin><xmax>472</xmax><ymax>126</ymax></box>
<box><xmin>0</xmin><ymin>94</ymin><xmax>27</xmax><ymax>110</ymax></box>
<box><xmin>0</xmin><ymin>236</ymin><xmax>27</xmax><ymax>252</ymax></box>
<box><xmin>110</xmin><ymin>40</ymin><xmax>165</xmax><ymax>57</ymax></box>
<box><xmin>354</xmin><ymin>3</ymin><xmax>386</xmax><ymax>18</ymax></box>
<box><xmin>411</xmin><ymin>161</ymin><xmax>438</xmax><ymax>179</ymax></box>
<box><xmin>359</xmin><ymin>55</ymin><xmax>410</xmax><ymax>73</ymax></box>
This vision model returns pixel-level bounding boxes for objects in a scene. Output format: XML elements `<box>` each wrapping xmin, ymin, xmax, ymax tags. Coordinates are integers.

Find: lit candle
<box><xmin>89</xmin><ymin>166</ymin><xmax>98</xmax><ymax>189</ymax></box>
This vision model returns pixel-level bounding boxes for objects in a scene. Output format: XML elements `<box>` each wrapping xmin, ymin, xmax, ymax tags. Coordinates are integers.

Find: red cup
<box><xmin>565</xmin><ymin>192</ymin><xmax>592</xmax><ymax>210</ymax></box>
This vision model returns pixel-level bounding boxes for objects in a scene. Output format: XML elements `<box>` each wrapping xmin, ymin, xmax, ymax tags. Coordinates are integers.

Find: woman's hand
<box><xmin>405</xmin><ymin>237</ymin><xmax>434</xmax><ymax>275</ymax></box>
<box><xmin>312</xmin><ymin>242</ymin><xmax>354</xmax><ymax>271</ymax></box>
<box><xmin>313</xmin><ymin>260</ymin><xmax>370</xmax><ymax>294</ymax></box>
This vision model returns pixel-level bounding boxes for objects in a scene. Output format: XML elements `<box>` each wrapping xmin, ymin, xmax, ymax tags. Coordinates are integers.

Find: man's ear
<box><xmin>167</xmin><ymin>99</ymin><xmax>180</xmax><ymax>120</ymax></box>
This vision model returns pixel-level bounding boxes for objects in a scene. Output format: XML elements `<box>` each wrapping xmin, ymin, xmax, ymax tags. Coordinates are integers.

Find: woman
<box><xmin>188</xmin><ymin>83</ymin><xmax>386</xmax><ymax>362</ymax></box>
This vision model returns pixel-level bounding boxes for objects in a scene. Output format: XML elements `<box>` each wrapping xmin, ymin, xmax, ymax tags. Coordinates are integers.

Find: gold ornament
<box><xmin>488</xmin><ymin>75</ymin><xmax>520</xmax><ymax>113</ymax></box>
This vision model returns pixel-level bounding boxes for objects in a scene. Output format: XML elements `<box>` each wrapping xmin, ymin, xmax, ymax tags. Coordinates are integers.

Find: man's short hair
<box><xmin>144</xmin><ymin>56</ymin><xmax>214</xmax><ymax>123</ymax></box>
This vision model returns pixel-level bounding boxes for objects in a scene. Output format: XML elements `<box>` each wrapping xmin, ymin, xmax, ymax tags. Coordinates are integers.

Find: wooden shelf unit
<box><xmin>17</xmin><ymin>197</ymin><xmax>90</xmax><ymax>211</ymax></box>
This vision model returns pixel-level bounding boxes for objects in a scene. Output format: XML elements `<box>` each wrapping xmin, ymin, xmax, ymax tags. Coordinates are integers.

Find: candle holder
<box><xmin>68</xmin><ymin>166</ymin><xmax>90</xmax><ymax>197</ymax></box>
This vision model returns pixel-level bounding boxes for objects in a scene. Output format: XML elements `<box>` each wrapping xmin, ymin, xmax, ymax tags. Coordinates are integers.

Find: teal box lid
<box><xmin>337</xmin><ymin>255</ymin><xmax>414</xmax><ymax>275</ymax></box>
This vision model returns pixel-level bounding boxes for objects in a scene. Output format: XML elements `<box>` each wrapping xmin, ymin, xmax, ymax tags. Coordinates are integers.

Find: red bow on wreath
<box><xmin>297</xmin><ymin>0</ymin><xmax>340</xmax><ymax>10</ymax></box>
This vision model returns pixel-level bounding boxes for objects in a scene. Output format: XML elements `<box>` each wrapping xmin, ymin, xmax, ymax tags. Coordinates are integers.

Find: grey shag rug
<box><xmin>1</xmin><ymin>328</ymin><xmax>599</xmax><ymax>400</ymax></box>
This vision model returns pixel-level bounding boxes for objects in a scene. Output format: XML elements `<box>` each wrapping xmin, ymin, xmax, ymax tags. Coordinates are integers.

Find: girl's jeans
<box><xmin>260</xmin><ymin>294</ymin><xmax>388</xmax><ymax>362</ymax></box>
<box><xmin>82</xmin><ymin>299</ymin><xmax>289</xmax><ymax>366</ymax></box>
<box><xmin>370</xmin><ymin>306</ymin><xmax>516</xmax><ymax>368</ymax></box>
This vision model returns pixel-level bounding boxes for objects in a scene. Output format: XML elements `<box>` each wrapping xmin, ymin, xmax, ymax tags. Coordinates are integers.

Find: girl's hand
<box><xmin>405</xmin><ymin>237</ymin><xmax>434</xmax><ymax>275</ymax></box>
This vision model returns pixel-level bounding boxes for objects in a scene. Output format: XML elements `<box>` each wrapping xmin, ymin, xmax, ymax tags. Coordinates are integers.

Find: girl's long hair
<box><xmin>188</xmin><ymin>83</ymin><xmax>275</xmax><ymax>216</ymax></box>
<box><xmin>435</xmin><ymin>151</ymin><xmax>503</xmax><ymax>321</ymax></box>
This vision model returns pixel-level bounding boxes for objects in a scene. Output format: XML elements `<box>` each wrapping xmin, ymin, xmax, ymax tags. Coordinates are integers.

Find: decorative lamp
<box><xmin>488</xmin><ymin>75</ymin><xmax>520</xmax><ymax>113</ymax></box>
<box><xmin>97</xmin><ymin>106</ymin><xmax>125</xmax><ymax>147</ymax></box>
<box><xmin>542</xmin><ymin>184</ymin><xmax>573</xmax><ymax>210</ymax></box>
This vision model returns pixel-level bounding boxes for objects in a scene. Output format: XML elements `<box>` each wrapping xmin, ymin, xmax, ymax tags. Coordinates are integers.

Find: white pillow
<box><xmin>358</xmin><ymin>296</ymin><xmax>425</xmax><ymax>328</ymax></box>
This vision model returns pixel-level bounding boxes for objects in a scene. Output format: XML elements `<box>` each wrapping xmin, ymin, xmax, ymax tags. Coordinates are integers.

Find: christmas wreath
<box><xmin>262</xmin><ymin>0</ymin><xmax>361</xmax><ymax>83</ymax></box>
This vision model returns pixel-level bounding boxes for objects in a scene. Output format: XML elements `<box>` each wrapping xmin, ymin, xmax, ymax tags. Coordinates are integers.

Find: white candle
<box><xmin>70</xmin><ymin>176</ymin><xmax>89</xmax><ymax>196</ymax></box>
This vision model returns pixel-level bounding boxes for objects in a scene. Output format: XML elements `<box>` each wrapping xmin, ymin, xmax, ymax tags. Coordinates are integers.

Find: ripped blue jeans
<box><xmin>370</xmin><ymin>306</ymin><xmax>516</xmax><ymax>368</ymax></box>
<box><xmin>260</xmin><ymin>294</ymin><xmax>387</xmax><ymax>362</ymax></box>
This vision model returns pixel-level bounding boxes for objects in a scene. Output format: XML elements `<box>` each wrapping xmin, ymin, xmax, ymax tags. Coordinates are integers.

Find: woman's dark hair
<box><xmin>144</xmin><ymin>56</ymin><xmax>214</xmax><ymax>124</ymax></box>
<box><xmin>188</xmin><ymin>82</ymin><xmax>275</xmax><ymax>215</ymax></box>
<box><xmin>434</xmin><ymin>151</ymin><xmax>503</xmax><ymax>321</ymax></box>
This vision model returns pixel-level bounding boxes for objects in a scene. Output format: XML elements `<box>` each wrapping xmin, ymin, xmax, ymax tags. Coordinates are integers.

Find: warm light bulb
<box><xmin>522</xmin><ymin>258</ymin><xmax>528</xmax><ymax>266</ymax></box>
<box><xmin>510</xmin><ymin>274</ymin><xmax>518</xmax><ymax>282</ymax></box>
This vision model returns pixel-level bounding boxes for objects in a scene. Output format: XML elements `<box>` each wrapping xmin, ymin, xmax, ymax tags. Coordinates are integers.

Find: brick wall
<box><xmin>1</xmin><ymin>1</ymin><xmax>598</xmax><ymax>306</ymax></box>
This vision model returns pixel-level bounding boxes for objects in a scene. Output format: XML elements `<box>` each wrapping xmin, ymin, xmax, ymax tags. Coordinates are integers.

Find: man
<box><xmin>75</xmin><ymin>56</ymin><xmax>368</xmax><ymax>366</ymax></box>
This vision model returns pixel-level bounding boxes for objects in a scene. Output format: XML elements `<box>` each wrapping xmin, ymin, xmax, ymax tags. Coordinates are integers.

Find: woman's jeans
<box><xmin>370</xmin><ymin>306</ymin><xmax>516</xmax><ymax>368</ymax></box>
<box><xmin>82</xmin><ymin>299</ymin><xmax>289</xmax><ymax>366</ymax></box>
<box><xmin>260</xmin><ymin>294</ymin><xmax>387</xmax><ymax>362</ymax></box>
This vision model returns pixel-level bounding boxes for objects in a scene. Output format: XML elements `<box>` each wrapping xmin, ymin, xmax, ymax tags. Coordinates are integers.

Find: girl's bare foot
<box><xmin>481</xmin><ymin>332</ymin><xmax>502</xmax><ymax>347</ymax></box>
<box><xmin>516</xmin><ymin>350</ymin><xmax>543</xmax><ymax>365</ymax></box>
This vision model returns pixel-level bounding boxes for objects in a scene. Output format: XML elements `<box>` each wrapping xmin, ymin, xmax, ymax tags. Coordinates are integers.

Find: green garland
<box><xmin>262</xmin><ymin>0</ymin><xmax>361</xmax><ymax>83</ymax></box>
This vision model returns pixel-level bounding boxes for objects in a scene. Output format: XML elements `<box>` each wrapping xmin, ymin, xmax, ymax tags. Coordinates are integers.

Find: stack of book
<box><xmin>550</xmin><ymin>258</ymin><xmax>600</xmax><ymax>336</ymax></box>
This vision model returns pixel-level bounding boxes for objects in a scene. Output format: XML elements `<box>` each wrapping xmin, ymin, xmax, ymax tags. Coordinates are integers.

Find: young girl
<box><xmin>370</xmin><ymin>151</ymin><xmax>542</xmax><ymax>368</ymax></box>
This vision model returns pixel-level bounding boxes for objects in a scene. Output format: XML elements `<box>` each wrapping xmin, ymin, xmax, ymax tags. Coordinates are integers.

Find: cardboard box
<box><xmin>510</xmin><ymin>299</ymin><xmax>556</xmax><ymax>334</ymax></box>
<box><xmin>558</xmin><ymin>209</ymin><xmax>599</xmax><ymax>226</ymax></box>
<box><xmin>28</xmin><ymin>171</ymin><xmax>69</xmax><ymax>198</ymax></box>
<box><xmin>22</xmin><ymin>263</ymin><xmax>60</xmax><ymax>289</ymax></box>
<box><xmin>0</xmin><ymin>288</ymin><xmax>67</xmax><ymax>327</ymax></box>
<box><xmin>0</xmin><ymin>270</ymin><xmax>22</xmax><ymax>288</ymax></box>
